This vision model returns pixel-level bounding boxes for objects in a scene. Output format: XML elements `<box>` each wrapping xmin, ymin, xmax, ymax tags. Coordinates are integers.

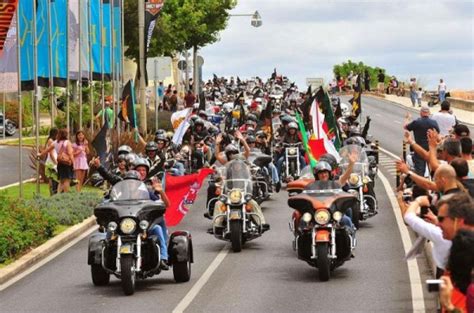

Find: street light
<box><xmin>230</xmin><ymin>10</ymin><xmax>262</xmax><ymax>28</ymax></box>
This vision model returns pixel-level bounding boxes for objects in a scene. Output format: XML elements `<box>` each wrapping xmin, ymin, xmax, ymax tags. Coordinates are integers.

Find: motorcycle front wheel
<box><xmin>230</xmin><ymin>220</ymin><xmax>243</xmax><ymax>253</ymax></box>
<box><xmin>316</xmin><ymin>243</ymin><xmax>330</xmax><ymax>282</ymax></box>
<box><xmin>120</xmin><ymin>255</ymin><xmax>136</xmax><ymax>295</ymax></box>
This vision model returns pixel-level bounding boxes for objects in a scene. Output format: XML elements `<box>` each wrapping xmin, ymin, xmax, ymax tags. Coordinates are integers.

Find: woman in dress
<box><xmin>72</xmin><ymin>130</ymin><xmax>89</xmax><ymax>192</ymax></box>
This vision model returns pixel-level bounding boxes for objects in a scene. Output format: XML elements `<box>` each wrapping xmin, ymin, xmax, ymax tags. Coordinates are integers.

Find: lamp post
<box><xmin>229</xmin><ymin>10</ymin><xmax>262</xmax><ymax>27</ymax></box>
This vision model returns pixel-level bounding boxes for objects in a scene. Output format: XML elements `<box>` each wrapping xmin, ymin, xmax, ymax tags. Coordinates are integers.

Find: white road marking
<box><xmin>173</xmin><ymin>246</ymin><xmax>229</xmax><ymax>313</ymax></box>
<box><xmin>378</xmin><ymin>162</ymin><xmax>426</xmax><ymax>312</ymax></box>
<box><xmin>379</xmin><ymin>146</ymin><xmax>401</xmax><ymax>160</ymax></box>
<box><xmin>394</xmin><ymin>120</ymin><xmax>402</xmax><ymax>124</ymax></box>
<box><xmin>0</xmin><ymin>226</ymin><xmax>97</xmax><ymax>291</ymax></box>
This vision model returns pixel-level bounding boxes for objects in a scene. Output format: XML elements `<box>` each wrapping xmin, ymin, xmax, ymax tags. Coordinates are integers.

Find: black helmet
<box><xmin>246</xmin><ymin>135</ymin><xmax>256</xmax><ymax>144</ymax></box>
<box><xmin>319</xmin><ymin>153</ymin><xmax>338</xmax><ymax>170</ymax></box>
<box><xmin>224</xmin><ymin>144</ymin><xmax>239</xmax><ymax>161</ymax></box>
<box><xmin>288</xmin><ymin>122</ymin><xmax>298</xmax><ymax>130</ymax></box>
<box><xmin>133</xmin><ymin>157</ymin><xmax>150</xmax><ymax>172</ymax></box>
<box><xmin>281</xmin><ymin>115</ymin><xmax>293</xmax><ymax>124</ymax></box>
<box><xmin>123</xmin><ymin>170</ymin><xmax>140</xmax><ymax>180</ymax></box>
<box><xmin>194</xmin><ymin>118</ymin><xmax>205</xmax><ymax>127</ymax></box>
<box><xmin>145</xmin><ymin>141</ymin><xmax>158</xmax><ymax>152</ymax></box>
<box><xmin>118</xmin><ymin>145</ymin><xmax>132</xmax><ymax>156</ymax></box>
<box><xmin>246</xmin><ymin>113</ymin><xmax>258</xmax><ymax>122</ymax></box>
<box><xmin>314</xmin><ymin>161</ymin><xmax>332</xmax><ymax>177</ymax></box>
<box><xmin>208</xmin><ymin>125</ymin><xmax>219</xmax><ymax>136</ymax></box>
<box><xmin>256</xmin><ymin>130</ymin><xmax>266</xmax><ymax>138</ymax></box>
<box><xmin>198</xmin><ymin>110</ymin><xmax>208</xmax><ymax>120</ymax></box>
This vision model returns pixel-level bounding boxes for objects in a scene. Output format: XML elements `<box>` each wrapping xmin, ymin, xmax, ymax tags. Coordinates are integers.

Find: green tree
<box><xmin>333</xmin><ymin>60</ymin><xmax>389</xmax><ymax>89</ymax></box>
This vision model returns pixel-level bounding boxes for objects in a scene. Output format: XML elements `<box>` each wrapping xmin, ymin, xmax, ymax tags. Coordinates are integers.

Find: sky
<box><xmin>200</xmin><ymin>0</ymin><xmax>474</xmax><ymax>91</ymax></box>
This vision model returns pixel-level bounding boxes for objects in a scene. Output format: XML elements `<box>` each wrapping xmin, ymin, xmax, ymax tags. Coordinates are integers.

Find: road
<box><xmin>0</xmin><ymin>145</ymin><xmax>35</xmax><ymax>187</ymax></box>
<box><xmin>0</xmin><ymin>97</ymin><xmax>439</xmax><ymax>313</ymax></box>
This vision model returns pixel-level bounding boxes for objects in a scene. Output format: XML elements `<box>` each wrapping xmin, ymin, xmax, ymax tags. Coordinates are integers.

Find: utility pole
<box><xmin>138</xmin><ymin>0</ymin><xmax>147</xmax><ymax>133</ymax></box>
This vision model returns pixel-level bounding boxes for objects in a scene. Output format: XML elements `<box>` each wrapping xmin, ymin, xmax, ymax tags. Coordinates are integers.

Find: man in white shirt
<box><xmin>438</xmin><ymin>78</ymin><xmax>447</xmax><ymax>102</ymax></box>
<box><xmin>432</xmin><ymin>100</ymin><xmax>456</xmax><ymax>136</ymax></box>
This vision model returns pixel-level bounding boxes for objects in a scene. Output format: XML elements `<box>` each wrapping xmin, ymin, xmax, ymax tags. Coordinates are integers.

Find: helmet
<box><xmin>123</xmin><ymin>170</ymin><xmax>140</xmax><ymax>180</ymax></box>
<box><xmin>198</xmin><ymin>110</ymin><xmax>208</xmax><ymax>120</ymax></box>
<box><xmin>190</xmin><ymin>115</ymin><xmax>200</xmax><ymax>123</ymax></box>
<box><xmin>246</xmin><ymin>135</ymin><xmax>256</xmax><ymax>144</ymax></box>
<box><xmin>255</xmin><ymin>97</ymin><xmax>262</xmax><ymax>103</ymax></box>
<box><xmin>246</xmin><ymin>113</ymin><xmax>258</xmax><ymax>122</ymax></box>
<box><xmin>314</xmin><ymin>161</ymin><xmax>332</xmax><ymax>177</ymax></box>
<box><xmin>349</xmin><ymin>125</ymin><xmax>361</xmax><ymax>137</ymax></box>
<box><xmin>256</xmin><ymin>130</ymin><xmax>266</xmax><ymax>138</ymax></box>
<box><xmin>288</xmin><ymin>122</ymin><xmax>298</xmax><ymax>130</ymax></box>
<box><xmin>145</xmin><ymin>141</ymin><xmax>158</xmax><ymax>152</ymax></box>
<box><xmin>281</xmin><ymin>115</ymin><xmax>293</xmax><ymax>124</ymax></box>
<box><xmin>224</xmin><ymin>144</ymin><xmax>239</xmax><ymax>161</ymax></box>
<box><xmin>118</xmin><ymin>145</ymin><xmax>132</xmax><ymax>156</ymax></box>
<box><xmin>155</xmin><ymin>129</ymin><xmax>166</xmax><ymax>137</ymax></box>
<box><xmin>208</xmin><ymin>125</ymin><xmax>219</xmax><ymax>136</ymax></box>
<box><xmin>166</xmin><ymin>131</ymin><xmax>174</xmax><ymax>141</ymax></box>
<box><xmin>194</xmin><ymin>118</ymin><xmax>205</xmax><ymax>127</ymax></box>
<box><xmin>117</xmin><ymin>154</ymin><xmax>127</xmax><ymax>163</ymax></box>
<box><xmin>155</xmin><ymin>133</ymin><xmax>168</xmax><ymax>143</ymax></box>
<box><xmin>319</xmin><ymin>153</ymin><xmax>338</xmax><ymax>170</ymax></box>
<box><xmin>133</xmin><ymin>157</ymin><xmax>150</xmax><ymax>172</ymax></box>
<box><xmin>125</xmin><ymin>153</ymin><xmax>138</xmax><ymax>166</ymax></box>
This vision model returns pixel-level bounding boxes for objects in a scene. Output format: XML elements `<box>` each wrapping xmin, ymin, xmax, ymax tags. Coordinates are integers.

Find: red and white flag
<box><xmin>309</xmin><ymin>99</ymin><xmax>341</xmax><ymax>162</ymax></box>
<box><xmin>164</xmin><ymin>168</ymin><xmax>214</xmax><ymax>226</ymax></box>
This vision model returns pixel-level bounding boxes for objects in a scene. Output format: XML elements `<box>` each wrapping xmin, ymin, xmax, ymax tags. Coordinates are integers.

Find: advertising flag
<box><xmin>18</xmin><ymin>0</ymin><xmax>34</xmax><ymax>90</ymax></box>
<box><xmin>68</xmin><ymin>0</ymin><xmax>80</xmax><ymax>80</ymax></box>
<box><xmin>0</xmin><ymin>1</ymin><xmax>18</xmax><ymax>56</ymax></box>
<box><xmin>143</xmin><ymin>0</ymin><xmax>165</xmax><ymax>84</ymax></box>
<box><xmin>90</xmin><ymin>0</ymin><xmax>101</xmax><ymax>80</ymax></box>
<box><xmin>80</xmin><ymin>0</ymin><xmax>91</xmax><ymax>79</ymax></box>
<box><xmin>164</xmin><ymin>168</ymin><xmax>214</xmax><ymax>226</ymax></box>
<box><xmin>295</xmin><ymin>111</ymin><xmax>317</xmax><ymax>169</ymax></box>
<box><xmin>119</xmin><ymin>80</ymin><xmax>137</xmax><ymax>127</ymax></box>
<box><xmin>102</xmin><ymin>0</ymin><xmax>111</xmax><ymax>80</ymax></box>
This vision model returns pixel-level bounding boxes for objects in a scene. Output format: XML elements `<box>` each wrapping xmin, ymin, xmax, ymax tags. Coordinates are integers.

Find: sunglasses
<box><xmin>437</xmin><ymin>216</ymin><xmax>448</xmax><ymax>223</ymax></box>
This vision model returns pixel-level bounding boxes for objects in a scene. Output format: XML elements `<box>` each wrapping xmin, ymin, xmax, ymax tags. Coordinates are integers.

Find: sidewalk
<box><xmin>370</xmin><ymin>93</ymin><xmax>474</xmax><ymax>126</ymax></box>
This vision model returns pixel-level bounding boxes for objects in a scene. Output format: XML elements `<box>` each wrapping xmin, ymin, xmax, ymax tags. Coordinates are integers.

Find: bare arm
<box><xmin>234</xmin><ymin>130</ymin><xmax>250</xmax><ymax>159</ymax></box>
<box><xmin>214</xmin><ymin>134</ymin><xmax>227</xmax><ymax>164</ymax></box>
<box><xmin>338</xmin><ymin>151</ymin><xmax>356</xmax><ymax>186</ymax></box>
<box><xmin>404</xmin><ymin>131</ymin><xmax>429</xmax><ymax>160</ymax></box>
<box><xmin>396</xmin><ymin>160</ymin><xmax>438</xmax><ymax>191</ymax></box>
<box><xmin>427</xmin><ymin>129</ymin><xmax>441</xmax><ymax>172</ymax></box>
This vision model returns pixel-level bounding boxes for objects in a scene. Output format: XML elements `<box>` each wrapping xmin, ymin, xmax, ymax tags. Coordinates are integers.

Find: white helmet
<box><xmin>340</xmin><ymin>102</ymin><xmax>352</xmax><ymax>118</ymax></box>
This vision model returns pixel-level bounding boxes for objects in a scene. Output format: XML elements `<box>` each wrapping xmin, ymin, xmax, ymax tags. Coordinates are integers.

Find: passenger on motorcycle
<box><xmin>247</xmin><ymin>135</ymin><xmax>281</xmax><ymax>192</ymax></box>
<box><xmin>91</xmin><ymin>157</ymin><xmax>171</xmax><ymax>270</ymax></box>
<box><xmin>276</xmin><ymin>122</ymin><xmax>306</xmax><ymax>178</ymax></box>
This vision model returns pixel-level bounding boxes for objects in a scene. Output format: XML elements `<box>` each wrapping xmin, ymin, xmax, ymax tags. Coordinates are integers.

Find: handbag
<box><xmin>57</xmin><ymin>141</ymin><xmax>72</xmax><ymax>166</ymax></box>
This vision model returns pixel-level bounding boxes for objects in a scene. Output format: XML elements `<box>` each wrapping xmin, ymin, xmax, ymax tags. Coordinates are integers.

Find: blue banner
<box><xmin>51</xmin><ymin>0</ymin><xmax>68</xmax><ymax>86</ymax></box>
<box><xmin>18</xmin><ymin>0</ymin><xmax>34</xmax><ymax>90</ymax></box>
<box><xmin>90</xmin><ymin>0</ymin><xmax>101</xmax><ymax>80</ymax></box>
<box><xmin>80</xmin><ymin>0</ymin><xmax>90</xmax><ymax>78</ymax></box>
<box><xmin>36</xmin><ymin>0</ymin><xmax>49</xmax><ymax>87</ymax></box>
<box><xmin>113</xmin><ymin>0</ymin><xmax>121</xmax><ymax>79</ymax></box>
<box><xmin>102</xmin><ymin>0</ymin><xmax>111</xmax><ymax>80</ymax></box>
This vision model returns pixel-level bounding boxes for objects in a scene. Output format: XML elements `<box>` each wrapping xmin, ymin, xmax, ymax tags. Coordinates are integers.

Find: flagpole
<box><xmin>88</xmin><ymin>0</ymin><xmax>94</xmax><ymax>134</ymax></box>
<box><xmin>66</xmin><ymin>0</ymin><xmax>71</xmax><ymax>133</ymax></box>
<box><xmin>100</xmin><ymin>0</ymin><xmax>105</xmax><ymax>126</ymax></box>
<box><xmin>78</xmin><ymin>0</ymin><xmax>83</xmax><ymax>129</ymax></box>
<box><xmin>33</xmin><ymin>0</ymin><xmax>40</xmax><ymax>194</ymax></box>
<box><xmin>119</xmin><ymin>0</ymin><xmax>124</xmax><ymax>137</ymax></box>
<box><xmin>47</xmin><ymin>0</ymin><xmax>55</xmax><ymax>128</ymax></box>
<box><xmin>110</xmin><ymin>0</ymin><xmax>115</xmax><ymax>132</ymax></box>
<box><xmin>16</xmin><ymin>8</ymin><xmax>23</xmax><ymax>198</ymax></box>
<box><xmin>2</xmin><ymin>68</ymin><xmax>5</xmax><ymax>141</ymax></box>
<box><xmin>154</xmin><ymin>58</ymin><xmax>158</xmax><ymax>131</ymax></box>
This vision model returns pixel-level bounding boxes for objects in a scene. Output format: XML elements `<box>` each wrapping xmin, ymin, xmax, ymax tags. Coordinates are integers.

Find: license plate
<box><xmin>229</xmin><ymin>211</ymin><xmax>241</xmax><ymax>220</ymax></box>
<box><xmin>120</xmin><ymin>245</ymin><xmax>132</xmax><ymax>254</ymax></box>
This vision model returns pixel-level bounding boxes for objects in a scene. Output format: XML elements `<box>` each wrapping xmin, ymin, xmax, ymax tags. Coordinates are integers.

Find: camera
<box><xmin>426</xmin><ymin>279</ymin><xmax>444</xmax><ymax>292</ymax></box>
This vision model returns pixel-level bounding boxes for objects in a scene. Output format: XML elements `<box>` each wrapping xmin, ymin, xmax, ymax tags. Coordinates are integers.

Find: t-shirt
<box><xmin>377</xmin><ymin>73</ymin><xmax>385</xmax><ymax>83</ymax></box>
<box><xmin>97</xmin><ymin>107</ymin><xmax>114</xmax><ymax>129</ymax></box>
<box><xmin>431</xmin><ymin>112</ymin><xmax>456</xmax><ymax>136</ymax></box>
<box><xmin>438</xmin><ymin>82</ymin><xmax>447</xmax><ymax>92</ymax></box>
<box><xmin>405</xmin><ymin>117</ymin><xmax>440</xmax><ymax>149</ymax></box>
<box><xmin>467</xmin><ymin>159</ymin><xmax>474</xmax><ymax>179</ymax></box>
<box><xmin>157</xmin><ymin>85</ymin><xmax>164</xmax><ymax>97</ymax></box>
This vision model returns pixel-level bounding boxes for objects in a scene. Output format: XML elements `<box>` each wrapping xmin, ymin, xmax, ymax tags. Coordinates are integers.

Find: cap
<box><xmin>420</xmin><ymin>106</ymin><xmax>430</xmax><ymax>113</ymax></box>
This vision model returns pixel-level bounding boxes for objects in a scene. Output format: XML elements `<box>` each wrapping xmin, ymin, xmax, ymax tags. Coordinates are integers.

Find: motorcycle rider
<box><xmin>247</xmin><ymin>135</ymin><xmax>281</xmax><ymax>192</ymax></box>
<box><xmin>276</xmin><ymin>121</ymin><xmax>306</xmax><ymax>179</ymax></box>
<box><xmin>91</xmin><ymin>157</ymin><xmax>171</xmax><ymax>270</ymax></box>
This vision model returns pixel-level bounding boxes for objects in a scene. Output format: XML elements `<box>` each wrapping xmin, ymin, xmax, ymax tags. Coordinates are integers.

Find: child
<box><xmin>416</xmin><ymin>87</ymin><xmax>423</xmax><ymax>107</ymax></box>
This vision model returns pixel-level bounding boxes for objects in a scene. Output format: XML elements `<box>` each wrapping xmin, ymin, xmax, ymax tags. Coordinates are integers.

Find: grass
<box><xmin>2</xmin><ymin>136</ymin><xmax>48</xmax><ymax>146</ymax></box>
<box><xmin>0</xmin><ymin>182</ymin><xmax>102</xmax><ymax>200</ymax></box>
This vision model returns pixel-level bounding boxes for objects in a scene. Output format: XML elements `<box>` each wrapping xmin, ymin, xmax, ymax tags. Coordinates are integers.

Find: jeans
<box><xmin>410</xmin><ymin>90</ymin><xmax>417</xmax><ymax>106</ymax></box>
<box><xmin>276</xmin><ymin>155</ymin><xmax>306</xmax><ymax>178</ymax></box>
<box><xmin>412</xmin><ymin>152</ymin><xmax>427</xmax><ymax>176</ymax></box>
<box><xmin>439</xmin><ymin>90</ymin><xmax>446</xmax><ymax>102</ymax></box>
<box><xmin>148</xmin><ymin>222</ymin><xmax>168</xmax><ymax>261</ymax></box>
<box><xmin>267</xmin><ymin>162</ymin><xmax>279</xmax><ymax>184</ymax></box>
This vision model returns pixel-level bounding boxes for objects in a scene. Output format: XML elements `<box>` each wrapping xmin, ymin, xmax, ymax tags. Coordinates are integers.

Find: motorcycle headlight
<box><xmin>107</xmin><ymin>221</ymin><xmax>117</xmax><ymax>232</ymax></box>
<box><xmin>229</xmin><ymin>190</ymin><xmax>242</xmax><ymax>204</ymax></box>
<box><xmin>139</xmin><ymin>220</ymin><xmax>149</xmax><ymax>231</ymax></box>
<box><xmin>349</xmin><ymin>174</ymin><xmax>360</xmax><ymax>185</ymax></box>
<box><xmin>315</xmin><ymin>210</ymin><xmax>330</xmax><ymax>225</ymax></box>
<box><xmin>120</xmin><ymin>218</ymin><xmax>136</xmax><ymax>234</ymax></box>
<box><xmin>302</xmin><ymin>212</ymin><xmax>312</xmax><ymax>223</ymax></box>
<box><xmin>288</xmin><ymin>148</ymin><xmax>297</xmax><ymax>155</ymax></box>
<box><xmin>362</xmin><ymin>176</ymin><xmax>370</xmax><ymax>184</ymax></box>
<box><xmin>332</xmin><ymin>211</ymin><xmax>343</xmax><ymax>222</ymax></box>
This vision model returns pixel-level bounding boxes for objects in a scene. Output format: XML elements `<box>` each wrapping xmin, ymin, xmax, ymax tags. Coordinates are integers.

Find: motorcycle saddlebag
<box><xmin>168</xmin><ymin>231</ymin><xmax>193</xmax><ymax>264</ymax></box>
<box><xmin>87</xmin><ymin>231</ymin><xmax>106</xmax><ymax>265</ymax></box>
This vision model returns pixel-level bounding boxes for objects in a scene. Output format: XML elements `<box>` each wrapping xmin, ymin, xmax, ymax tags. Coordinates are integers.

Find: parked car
<box><xmin>0</xmin><ymin>113</ymin><xmax>16</xmax><ymax>136</ymax></box>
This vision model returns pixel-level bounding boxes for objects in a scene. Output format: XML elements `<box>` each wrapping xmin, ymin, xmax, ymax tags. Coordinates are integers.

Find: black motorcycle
<box><xmin>88</xmin><ymin>179</ymin><xmax>193</xmax><ymax>295</ymax></box>
<box><xmin>248</xmin><ymin>151</ymin><xmax>273</xmax><ymax>204</ymax></box>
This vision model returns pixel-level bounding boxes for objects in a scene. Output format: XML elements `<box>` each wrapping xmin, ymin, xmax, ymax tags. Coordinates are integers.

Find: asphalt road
<box><xmin>0</xmin><ymin>97</ymin><xmax>439</xmax><ymax>313</ymax></box>
<box><xmin>0</xmin><ymin>145</ymin><xmax>35</xmax><ymax>187</ymax></box>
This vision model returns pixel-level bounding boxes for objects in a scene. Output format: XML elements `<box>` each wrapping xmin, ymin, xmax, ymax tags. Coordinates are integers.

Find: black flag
<box><xmin>350</xmin><ymin>74</ymin><xmax>362</xmax><ymax>118</ymax></box>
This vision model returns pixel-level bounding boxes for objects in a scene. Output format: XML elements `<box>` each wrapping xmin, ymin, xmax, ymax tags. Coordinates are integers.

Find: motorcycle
<box><xmin>288</xmin><ymin>180</ymin><xmax>357</xmax><ymax>281</ymax></box>
<box><xmin>0</xmin><ymin>112</ymin><xmax>16</xmax><ymax>136</ymax></box>
<box><xmin>282</xmin><ymin>142</ymin><xmax>302</xmax><ymax>182</ymax></box>
<box><xmin>248</xmin><ymin>150</ymin><xmax>273</xmax><ymax>204</ymax></box>
<box><xmin>339</xmin><ymin>144</ymin><xmax>378</xmax><ymax>228</ymax></box>
<box><xmin>211</xmin><ymin>159</ymin><xmax>264</xmax><ymax>252</ymax></box>
<box><xmin>88</xmin><ymin>179</ymin><xmax>193</xmax><ymax>295</ymax></box>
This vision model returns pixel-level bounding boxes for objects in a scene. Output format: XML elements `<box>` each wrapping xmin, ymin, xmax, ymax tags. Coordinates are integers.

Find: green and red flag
<box><xmin>295</xmin><ymin>111</ymin><xmax>317</xmax><ymax>169</ymax></box>
<box><xmin>315</xmin><ymin>87</ymin><xmax>342</xmax><ymax>151</ymax></box>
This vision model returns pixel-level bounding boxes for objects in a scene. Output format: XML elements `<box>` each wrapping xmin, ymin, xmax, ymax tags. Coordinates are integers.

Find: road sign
<box><xmin>178</xmin><ymin>60</ymin><xmax>187</xmax><ymax>70</ymax></box>
<box><xmin>147</xmin><ymin>57</ymin><xmax>172</xmax><ymax>81</ymax></box>
<box><xmin>306</xmin><ymin>77</ymin><xmax>324</xmax><ymax>91</ymax></box>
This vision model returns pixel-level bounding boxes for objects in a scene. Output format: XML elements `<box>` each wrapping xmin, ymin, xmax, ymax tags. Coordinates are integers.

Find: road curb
<box><xmin>0</xmin><ymin>216</ymin><xmax>97</xmax><ymax>286</ymax></box>
<box><xmin>0</xmin><ymin>178</ymin><xmax>36</xmax><ymax>190</ymax></box>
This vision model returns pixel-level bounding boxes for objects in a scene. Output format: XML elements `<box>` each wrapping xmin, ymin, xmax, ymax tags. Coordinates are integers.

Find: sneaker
<box><xmin>275</xmin><ymin>181</ymin><xmax>281</xmax><ymax>193</ymax></box>
<box><xmin>159</xmin><ymin>260</ymin><xmax>169</xmax><ymax>271</ymax></box>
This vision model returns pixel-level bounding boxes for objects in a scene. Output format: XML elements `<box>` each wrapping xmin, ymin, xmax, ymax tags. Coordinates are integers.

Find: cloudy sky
<box><xmin>200</xmin><ymin>0</ymin><xmax>473</xmax><ymax>91</ymax></box>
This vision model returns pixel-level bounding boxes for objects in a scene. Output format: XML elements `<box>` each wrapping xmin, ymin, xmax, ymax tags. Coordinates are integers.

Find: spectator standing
<box><xmin>409</xmin><ymin>78</ymin><xmax>418</xmax><ymax>107</ymax></box>
<box><xmin>377</xmin><ymin>69</ymin><xmax>385</xmax><ymax>94</ymax></box>
<box><xmin>184</xmin><ymin>90</ymin><xmax>196</xmax><ymax>108</ymax></box>
<box><xmin>364</xmin><ymin>69</ymin><xmax>371</xmax><ymax>91</ymax></box>
<box><xmin>432</xmin><ymin>101</ymin><xmax>457</xmax><ymax>137</ymax></box>
<box><xmin>416</xmin><ymin>87</ymin><xmax>423</xmax><ymax>107</ymax></box>
<box><xmin>44</xmin><ymin>128</ymin><xmax>59</xmax><ymax>195</ymax></box>
<box><xmin>95</xmin><ymin>96</ymin><xmax>114</xmax><ymax>129</ymax></box>
<box><xmin>169</xmin><ymin>90</ymin><xmax>178</xmax><ymax>112</ymax></box>
<box><xmin>72</xmin><ymin>130</ymin><xmax>89</xmax><ymax>192</ymax></box>
<box><xmin>404</xmin><ymin>106</ymin><xmax>440</xmax><ymax>175</ymax></box>
<box><xmin>438</xmin><ymin>78</ymin><xmax>447</xmax><ymax>102</ymax></box>
<box><xmin>157</xmin><ymin>81</ymin><xmax>164</xmax><ymax>110</ymax></box>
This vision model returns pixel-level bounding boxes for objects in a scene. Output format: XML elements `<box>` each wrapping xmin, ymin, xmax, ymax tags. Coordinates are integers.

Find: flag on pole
<box><xmin>350</xmin><ymin>74</ymin><xmax>362</xmax><ymax>118</ymax></box>
<box><xmin>171</xmin><ymin>107</ymin><xmax>192</xmax><ymax>145</ymax></box>
<box><xmin>119</xmin><ymin>80</ymin><xmax>137</xmax><ymax>127</ymax></box>
<box><xmin>295</xmin><ymin>111</ymin><xmax>317</xmax><ymax>169</ymax></box>
<box><xmin>143</xmin><ymin>0</ymin><xmax>165</xmax><ymax>85</ymax></box>
<box><xmin>309</xmin><ymin>98</ymin><xmax>341</xmax><ymax>162</ymax></box>
<box><xmin>0</xmin><ymin>1</ymin><xmax>19</xmax><ymax>57</ymax></box>
<box><xmin>315</xmin><ymin>87</ymin><xmax>342</xmax><ymax>150</ymax></box>
<box><xmin>164</xmin><ymin>168</ymin><xmax>213</xmax><ymax>226</ymax></box>
<box><xmin>18</xmin><ymin>0</ymin><xmax>34</xmax><ymax>90</ymax></box>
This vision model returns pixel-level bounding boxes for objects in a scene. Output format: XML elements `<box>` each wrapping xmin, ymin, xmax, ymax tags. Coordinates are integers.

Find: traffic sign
<box><xmin>178</xmin><ymin>60</ymin><xmax>187</xmax><ymax>70</ymax></box>
<box><xmin>306</xmin><ymin>77</ymin><xmax>324</xmax><ymax>91</ymax></box>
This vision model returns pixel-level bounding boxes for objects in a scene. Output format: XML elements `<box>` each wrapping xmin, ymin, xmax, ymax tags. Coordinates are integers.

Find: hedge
<box><xmin>0</xmin><ymin>192</ymin><xmax>102</xmax><ymax>264</ymax></box>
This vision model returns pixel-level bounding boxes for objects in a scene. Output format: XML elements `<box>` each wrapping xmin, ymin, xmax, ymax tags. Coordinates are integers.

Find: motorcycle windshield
<box><xmin>109</xmin><ymin>180</ymin><xmax>150</xmax><ymax>201</ymax></box>
<box><xmin>223</xmin><ymin>159</ymin><xmax>253</xmax><ymax>194</ymax></box>
<box><xmin>299</xmin><ymin>165</ymin><xmax>314</xmax><ymax>179</ymax></box>
<box><xmin>339</xmin><ymin>144</ymin><xmax>369</xmax><ymax>175</ymax></box>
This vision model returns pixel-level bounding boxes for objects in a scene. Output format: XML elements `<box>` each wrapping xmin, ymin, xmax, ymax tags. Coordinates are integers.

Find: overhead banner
<box><xmin>143</xmin><ymin>0</ymin><xmax>164</xmax><ymax>85</ymax></box>
<box><xmin>18</xmin><ymin>0</ymin><xmax>34</xmax><ymax>90</ymax></box>
<box><xmin>80</xmin><ymin>0</ymin><xmax>90</xmax><ymax>79</ymax></box>
<box><xmin>102</xmin><ymin>0</ymin><xmax>111</xmax><ymax>80</ymax></box>
<box><xmin>90</xmin><ymin>0</ymin><xmax>101</xmax><ymax>80</ymax></box>
<box><xmin>0</xmin><ymin>0</ymin><xmax>18</xmax><ymax>56</ymax></box>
